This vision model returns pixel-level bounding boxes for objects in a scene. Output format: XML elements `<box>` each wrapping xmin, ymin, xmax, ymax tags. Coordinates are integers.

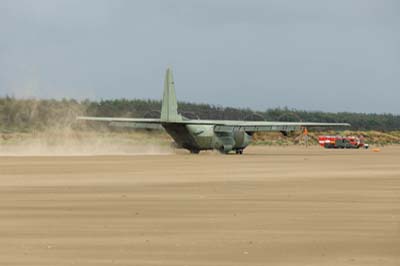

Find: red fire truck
<box><xmin>319</xmin><ymin>135</ymin><xmax>369</xmax><ymax>149</ymax></box>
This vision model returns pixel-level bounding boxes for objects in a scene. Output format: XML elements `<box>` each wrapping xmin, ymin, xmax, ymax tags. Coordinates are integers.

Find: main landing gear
<box><xmin>235</xmin><ymin>149</ymin><xmax>244</xmax><ymax>155</ymax></box>
<box><xmin>190</xmin><ymin>149</ymin><xmax>244</xmax><ymax>155</ymax></box>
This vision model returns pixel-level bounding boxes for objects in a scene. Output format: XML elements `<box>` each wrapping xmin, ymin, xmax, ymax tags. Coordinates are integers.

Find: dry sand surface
<box><xmin>0</xmin><ymin>146</ymin><xmax>399</xmax><ymax>266</ymax></box>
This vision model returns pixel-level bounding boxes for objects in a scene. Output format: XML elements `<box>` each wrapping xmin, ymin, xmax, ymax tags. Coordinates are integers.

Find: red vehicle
<box><xmin>319</xmin><ymin>135</ymin><xmax>369</xmax><ymax>149</ymax></box>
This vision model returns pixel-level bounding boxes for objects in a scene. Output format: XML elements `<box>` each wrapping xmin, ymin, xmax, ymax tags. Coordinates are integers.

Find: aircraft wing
<box><xmin>182</xmin><ymin>120</ymin><xmax>350</xmax><ymax>133</ymax></box>
<box><xmin>76</xmin><ymin>116</ymin><xmax>164</xmax><ymax>130</ymax></box>
<box><xmin>77</xmin><ymin>116</ymin><xmax>349</xmax><ymax>132</ymax></box>
<box><xmin>77</xmin><ymin>116</ymin><xmax>161</xmax><ymax>123</ymax></box>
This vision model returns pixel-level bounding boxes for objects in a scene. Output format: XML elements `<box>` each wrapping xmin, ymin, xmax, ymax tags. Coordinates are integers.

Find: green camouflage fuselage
<box><xmin>163</xmin><ymin>123</ymin><xmax>252</xmax><ymax>153</ymax></box>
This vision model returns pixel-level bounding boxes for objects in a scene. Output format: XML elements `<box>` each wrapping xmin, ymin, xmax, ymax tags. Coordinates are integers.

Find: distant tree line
<box><xmin>1</xmin><ymin>96</ymin><xmax>399</xmax><ymax>132</ymax></box>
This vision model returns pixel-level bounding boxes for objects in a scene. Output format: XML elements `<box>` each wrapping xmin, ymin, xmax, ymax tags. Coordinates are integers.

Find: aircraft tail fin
<box><xmin>161</xmin><ymin>67</ymin><xmax>181</xmax><ymax>122</ymax></box>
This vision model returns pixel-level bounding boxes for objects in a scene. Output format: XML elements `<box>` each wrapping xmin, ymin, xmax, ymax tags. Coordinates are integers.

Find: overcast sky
<box><xmin>0</xmin><ymin>0</ymin><xmax>399</xmax><ymax>113</ymax></box>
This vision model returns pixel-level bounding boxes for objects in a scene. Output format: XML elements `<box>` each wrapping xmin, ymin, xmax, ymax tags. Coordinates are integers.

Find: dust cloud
<box><xmin>0</xmin><ymin>96</ymin><xmax>174</xmax><ymax>156</ymax></box>
<box><xmin>0</xmin><ymin>129</ymin><xmax>173</xmax><ymax>156</ymax></box>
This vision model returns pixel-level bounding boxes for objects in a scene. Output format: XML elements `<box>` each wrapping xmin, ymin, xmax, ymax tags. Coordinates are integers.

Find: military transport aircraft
<box><xmin>78</xmin><ymin>68</ymin><xmax>350</xmax><ymax>154</ymax></box>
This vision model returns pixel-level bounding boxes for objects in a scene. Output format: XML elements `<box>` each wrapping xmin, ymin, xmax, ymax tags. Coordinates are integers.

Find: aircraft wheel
<box><xmin>236</xmin><ymin>149</ymin><xmax>244</xmax><ymax>155</ymax></box>
<box><xmin>219</xmin><ymin>146</ymin><xmax>229</xmax><ymax>154</ymax></box>
<box><xmin>190</xmin><ymin>149</ymin><xmax>200</xmax><ymax>154</ymax></box>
